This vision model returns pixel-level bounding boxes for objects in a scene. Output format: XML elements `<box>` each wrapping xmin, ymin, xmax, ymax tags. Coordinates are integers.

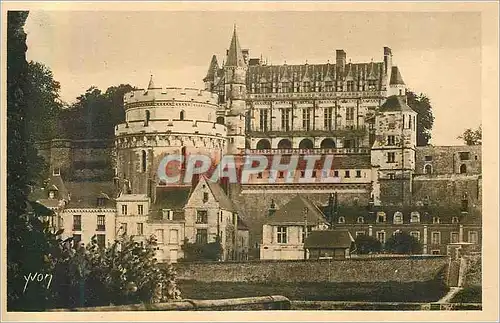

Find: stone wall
<box><xmin>175</xmin><ymin>257</ymin><xmax>448</xmax><ymax>283</ymax></box>
<box><xmin>35</xmin><ymin>139</ymin><xmax>115</xmax><ymax>181</ymax></box>
<box><xmin>415</xmin><ymin>146</ymin><xmax>481</xmax><ymax>175</ymax></box>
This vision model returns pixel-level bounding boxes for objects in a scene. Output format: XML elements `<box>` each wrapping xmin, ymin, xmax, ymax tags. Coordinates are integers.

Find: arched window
<box><xmin>216</xmin><ymin>116</ymin><xmax>225</xmax><ymax>125</ymax></box>
<box><xmin>141</xmin><ymin>150</ymin><xmax>147</xmax><ymax>173</ymax></box>
<box><xmin>338</xmin><ymin>216</ymin><xmax>345</xmax><ymax>224</ymax></box>
<box><xmin>180</xmin><ymin>110</ymin><xmax>185</xmax><ymax>120</ymax></box>
<box><xmin>424</xmin><ymin>164</ymin><xmax>432</xmax><ymax>175</ymax></box>
<box><xmin>277</xmin><ymin>139</ymin><xmax>292</xmax><ymax>149</ymax></box>
<box><xmin>460</xmin><ymin>164</ymin><xmax>467</xmax><ymax>174</ymax></box>
<box><xmin>452</xmin><ymin>217</ymin><xmax>459</xmax><ymax>224</ymax></box>
<box><xmin>145</xmin><ymin>110</ymin><xmax>150</xmax><ymax>126</ymax></box>
<box><xmin>256</xmin><ymin>139</ymin><xmax>271</xmax><ymax>150</ymax></box>
<box><xmin>320</xmin><ymin>138</ymin><xmax>336</xmax><ymax>149</ymax></box>
<box><xmin>298</xmin><ymin>138</ymin><xmax>314</xmax><ymax>149</ymax></box>
<box><xmin>432</xmin><ymin>216</ymin><xmax>440</xmax><ymax>224</ymax></box>
<box><xmin>357</xmin><ymin>216</ymin><xmax>364</xmax><ymax>224</ymax></box>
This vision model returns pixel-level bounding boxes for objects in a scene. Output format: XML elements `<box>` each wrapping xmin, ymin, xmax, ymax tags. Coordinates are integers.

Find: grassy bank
<box><xmin>178</xmin><ymin>280</ymin><xmax>448</xmax><ymax>303</ymax></box>
<box><xmin>450</xmin><ymin>286</ymin><xmax>482</xmax><ymax>303</ymax></box>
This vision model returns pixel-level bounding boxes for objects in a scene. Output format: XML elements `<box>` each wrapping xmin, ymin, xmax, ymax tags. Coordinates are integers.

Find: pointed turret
<box><xmin>147</xmin><ymin>74</ymin><xmax>155</xmax><ymax>89</ymax></box>
<box><xmin>203</xmin><ymin>55</ymin><xmax>219</xmax><ymax>82</ymax></box>
<box><xmin>226</xmin><ymin>25</ymin><xmax>246</xmax><ymax>67</ymax></box>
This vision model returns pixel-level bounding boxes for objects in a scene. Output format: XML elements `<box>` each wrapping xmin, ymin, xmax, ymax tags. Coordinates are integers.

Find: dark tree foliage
<box><xmin>6</xmin><ymin>11</ymin><xmax>61</xmax><ymax>311</ymax></box>
<box><xmin>458</xmin><ymin>125</ymin><xmax>482</xmax><ymax>145</ymax></box>
<box><xmin>59</xmin><ymin>84</ymin><xmax>135</xmax><ymax>140</ymax></box>
<box><xmin>406</xmin><ymin>90</ymin><xmax>434</xmax><ymax>146</ymax></box>
<box><xmin>354</xmin><ymin>235</ymin><xmax>382</xmax><ymax>254</ymax></box>
<box><xmin>384</xmin><ymin>231</ymin><xmax>423</xmax><ymax>255</ymax></box>
<box><xmin>181</xmin><ymin>237</ymin><xmax>223</xmax><ymax>261</ymax></box>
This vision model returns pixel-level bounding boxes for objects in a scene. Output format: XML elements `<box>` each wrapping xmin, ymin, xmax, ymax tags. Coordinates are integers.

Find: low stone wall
<box><xmin>291</xmin><ymin>301</ymin><xmax>482</xmax><ymax>311</ymax></box>
<box><xmin>174</xmin><ymin>256</ymin><xmax>449</xmax><ymax>283</ymax></box>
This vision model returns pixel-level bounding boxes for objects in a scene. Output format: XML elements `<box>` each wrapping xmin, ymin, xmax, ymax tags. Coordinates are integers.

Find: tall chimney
<box><xmin>384</xmin><ymin>47</ymin><xmax>393</xmax><ymax>75</ymax></box>
<box><xmin>336</xmin><ymin>50</ymin><xmax>346</xmax><ymax>71</ymax></box>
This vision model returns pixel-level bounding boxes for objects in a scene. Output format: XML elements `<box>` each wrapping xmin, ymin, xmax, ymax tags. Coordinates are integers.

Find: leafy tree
<box><xmin>354</xmin><ymin>235</ymin><xmax>382</xmax><ymax>254</ymax></box>
<box><xmin>7</xmin><ymin>10</ymin><xmax>62</xmax><ymax>311</ymax></box>
<box><xmin>60</xmin><ymin>84</ymin><xmax>135</xmax><ymax>140</ymax></box>
<box><xmin>458</xmin><ymin>125</ymin><xmax>482</xmax><ymax>145</ymax></box>
<box><xmin>25</xmin><ymin>61</ymin><xmax>64</xmax><ymax>141</ymax></box>
<box><xmin>384</xmin><ymin>231</ymin><xmax>423</xmax><ymax>254</ymax></box>
<box><xmin>406</xmin><ymin>90</ymin><xmax>434</xmax><ymax>146</ymax></box>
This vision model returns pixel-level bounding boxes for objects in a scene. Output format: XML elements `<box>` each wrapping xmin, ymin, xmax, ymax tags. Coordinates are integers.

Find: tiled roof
<box><xmin>304</xmin><ymin>230</ymin><xmax>354</xmax><ymax>249</ymax></box>
<box><xmin>379</xmin><ymin>95</ymin><xmax>415</xmax><ymax>113</ymax></box>
<box><xmin>226</xmin><ymin>26</ymin><xmax>245</xmax><ymax>67</ymax></box>
<box><xmin>390</xmin><ymin>66</ymin><xmax>405</xmax><ymax>85</ymax></box>
<box><xmin>266</xmin><ymin>195</ymin><xmax>328</xmax><ymax>225</ymax></box>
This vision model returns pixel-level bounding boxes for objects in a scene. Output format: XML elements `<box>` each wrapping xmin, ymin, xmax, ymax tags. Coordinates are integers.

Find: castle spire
<box><xmin>226</xmin><ymin>25</ymin><xmax>245</xmax><ymax>67</ymax></box>
<box><xmin>147</xmin><ymin>74</ymin><xmax>155</xmax><ymax>89</ymax></box>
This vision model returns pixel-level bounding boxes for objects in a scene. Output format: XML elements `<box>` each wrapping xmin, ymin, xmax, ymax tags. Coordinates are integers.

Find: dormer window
<box><xmin>48</xmin><ymin>191</ymin><xmax>56</xmax><ymax>199</ymax></box>
<box><xmin>377</xmin><ymin>212</ymin><xmax>386</xmax><ymax>223</ymax></box>
<box><xmin>338</xmin><ymin>216</ymin><xmax>346</xmax><ymax>224</ymax></box>
<box><xmin>97</xmin><ymin>198</ymin><xmax>106</xmax><ymax>207</ymax></box>
<box><xmin>452</xmin><ymin>217</ymin><xmax>459</xmax><ymax>224</ymax></box>
<box><xmin>53</xmin><ymin>168</ymin><xmax>61</xmax><ymax>176</ymax></box>
<box><xmin>410</xmin><ymin>212</ymin><xmax>420</xmax><ymax>223</ymax></box>
<box><xmin>357</xmin><ymin>216</ymin><xmax>364</xmax><ymax>224</ymax></box>
<box><xmin>393</xmin><ymin>212</ymin><xmax>403</xmax><ymax>224</ymax></box>
<box><xmin>432</xmin><ymin>216</ymin><xmax>440</xmax><ymax>224</ymax></box>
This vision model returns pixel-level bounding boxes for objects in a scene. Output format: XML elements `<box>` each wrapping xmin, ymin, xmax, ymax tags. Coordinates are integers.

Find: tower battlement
<box><xmin>124</xmin><ymin>87</ymin><xmax>219</xmax><ymax>107</ymax></box>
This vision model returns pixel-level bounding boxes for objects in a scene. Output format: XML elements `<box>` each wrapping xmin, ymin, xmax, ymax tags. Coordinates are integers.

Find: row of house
<box><xmin>30</xmin><ymin>174</ymin><xmax>249</xmax><ymax>263</ymax></box>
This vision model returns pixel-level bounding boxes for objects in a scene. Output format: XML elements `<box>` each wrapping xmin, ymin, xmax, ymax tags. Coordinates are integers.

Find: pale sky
<box><xmin>24</xmin><ymin>11</ymin><xmax>482</xmax><ymax>145</ymax></box>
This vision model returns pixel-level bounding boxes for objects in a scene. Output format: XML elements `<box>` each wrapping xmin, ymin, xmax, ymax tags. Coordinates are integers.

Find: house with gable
<box><xmin>184</xmin><ymin>176</ymin><xmax>249</xmax><ymax>261</ymax></box>
<box><xmin>260</xmin><ymin>195</ymin><xmax>330</xmax><ymax>260</ymax></box>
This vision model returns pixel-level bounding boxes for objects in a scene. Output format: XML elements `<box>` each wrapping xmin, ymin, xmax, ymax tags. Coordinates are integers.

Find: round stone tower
<box><xmin>115</xmin><ymin>78</ymin><xmax>227</xmax><ymax>195</ymax></box>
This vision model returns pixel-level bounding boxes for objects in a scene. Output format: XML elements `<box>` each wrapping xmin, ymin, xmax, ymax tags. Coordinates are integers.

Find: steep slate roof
<box><xmin>390</xmin><ymin>66</ymin><xmax>405</xmax><ymax>85</ymax></box>
<box><xmin>379</xmin><ymin>95</ymin><xmax>415</xmax><ymax>113</ymax></box>
<box><xmin>247</xmin><ymin>61</ymin><xmax>385</xmax><ymax>84</ymax></box>
<box><xmin>304</xmin><ymin>230</ymin><xmax>354</xmax><ymax>249</ymax></box>
<box><xmin>64</xmin><ymin>181</ymin><xmax>116</xmax><ymax>208</ymax></box>
<box><xmin>153</xmin><ymin>186</ymin><xmax>192</xmax><ymax>211</ymax></box>
<box><xmin>226</xmin><ymin>26</ymin><xmax>245</xmax><ymax>67</ymax></box>
<box><xmin>266</xmin><ymin>195</ymin><xmax>328</xmax><ymax>225</ymax></box>
<box><xmin>205</xmin><ymin>178</ymin><xmax>237</xmax><ymax>212</ymax></box>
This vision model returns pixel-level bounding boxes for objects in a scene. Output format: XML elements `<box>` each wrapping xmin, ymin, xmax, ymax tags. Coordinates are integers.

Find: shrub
<box><xmin>354</xmin><ymin>235</ymin><xmax>382</xmax><ymax>254</ymax></box>
<box><xmin>384</xmin><ymin>231</ymin><xmax>423</xmax><ymax>254</ymax></box>
<box><xmin>51</xmin><ymin>234</ymin><xmax>181</xmax><ymax>308</ymax></box>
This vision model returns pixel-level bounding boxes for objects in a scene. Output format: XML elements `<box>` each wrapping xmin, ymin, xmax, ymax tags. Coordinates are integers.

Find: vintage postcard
<box><xmin>1</xmin><ymin>1</ymin><xmax>498</xmax><ymax>322</ymax></box>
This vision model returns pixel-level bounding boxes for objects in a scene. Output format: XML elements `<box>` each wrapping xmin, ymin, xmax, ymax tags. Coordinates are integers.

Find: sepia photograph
<box><xmin>2</xmin><ymin>2</ymin><xmax>499</xmax><ymax>321</ymax></box>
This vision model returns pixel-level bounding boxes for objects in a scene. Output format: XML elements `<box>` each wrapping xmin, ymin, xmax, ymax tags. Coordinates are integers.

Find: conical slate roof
<box><xmin>147</xmin><ymin>75</ymin><xmax>155</xmax><ymax>89</ymax></box>
<box><xmin>226</xmin><ymin>26</ymin><xmax>245</xmax><ymax>67</ymax></box>
<box><xmin>380</xmin><ymin>95</ymin><xmax>415</xmax><ymax>113</ymax></box>
<box><xmin>390</xmin><ymin>66</ymin><xmax>405</xmax><ymax>85</ymax></box>
<box><xmin>204</xmin><ymin>55</ymin><xmax>219</xmax><ymax>81</ymax></box>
